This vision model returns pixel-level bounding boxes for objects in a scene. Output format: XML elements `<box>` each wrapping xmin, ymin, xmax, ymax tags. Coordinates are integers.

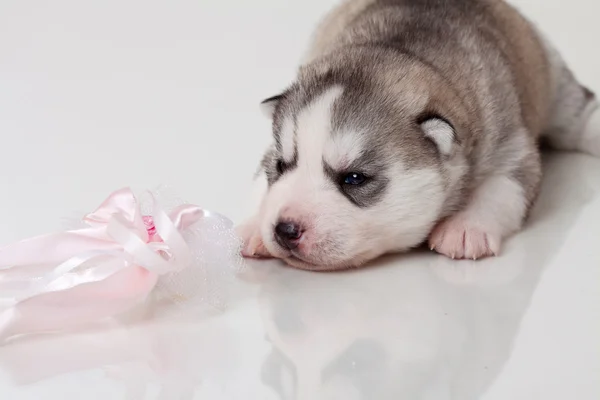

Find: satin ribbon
<box><xmin>0</xmin><ymin>188</ymin><xmax>205</xmax><ymax>341</ymax></box>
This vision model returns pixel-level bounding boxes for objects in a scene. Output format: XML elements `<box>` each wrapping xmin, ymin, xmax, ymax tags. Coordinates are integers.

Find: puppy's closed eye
<box><xmin>276</xmin><ymin>159</ymin><xmax>290</xmax><ymax>175</ymax></box>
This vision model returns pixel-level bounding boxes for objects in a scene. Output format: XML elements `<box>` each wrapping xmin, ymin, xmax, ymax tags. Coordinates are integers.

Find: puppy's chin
<box><xmin>282</xmin><ymin>255</ymin><xmax>354</xmax><ymax>272</ymax></box>
<box><xmin>263</xmin><ymin>241</ymin><xmax>355</xmax><ymax>271</ymax></box>
<box><xmin>259</xmin><ymin>238</ymin><xmax>342</xmax><ymax>271</ymax></box>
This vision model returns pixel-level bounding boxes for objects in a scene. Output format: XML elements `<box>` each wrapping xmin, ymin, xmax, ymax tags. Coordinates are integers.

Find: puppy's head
<box><xmin>258</xmin><ymin>51</ymin><xmax>470</xmax><ymax>270</ymax></box>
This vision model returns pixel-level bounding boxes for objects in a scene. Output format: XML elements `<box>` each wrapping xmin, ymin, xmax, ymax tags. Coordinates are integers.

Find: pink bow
<box><xmin>0</xmin><ymin>188</ymin><xmax>204</xmax><ymax>341</ymax></box>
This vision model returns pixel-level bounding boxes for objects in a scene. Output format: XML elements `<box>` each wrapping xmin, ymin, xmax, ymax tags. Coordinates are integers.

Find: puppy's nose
<box><xmin>275</xmin><ymin>221</ymin><xmax>302</xmax><ymax>249</ymax></box>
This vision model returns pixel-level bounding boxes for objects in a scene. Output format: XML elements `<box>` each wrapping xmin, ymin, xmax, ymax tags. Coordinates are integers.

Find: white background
<box><xmin>0</xmin><ymin>0</ymin><xmax>598</xmax><ymax>232</ymax></box>
<box><xmin>0</xmin><ymin>0</ymin><xmax>599</xmax><ymax>399</ymax></box>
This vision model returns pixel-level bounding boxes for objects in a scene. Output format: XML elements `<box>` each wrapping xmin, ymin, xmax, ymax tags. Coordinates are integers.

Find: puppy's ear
<box><xmin>419</xmin><ymin>117</ymin><xmax>456</xmax><ymax>155</ymax></box>
<box><xmin>260</xmin><ymin>94</ymin><xmax>283</xmax><ymax>119</ymax></box>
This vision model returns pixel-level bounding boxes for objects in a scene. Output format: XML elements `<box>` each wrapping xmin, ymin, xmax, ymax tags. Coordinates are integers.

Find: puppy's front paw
<box><xmin>428</xmin><ymin>214</ymin><xmax>501</xmax><ymax>260</ymax></box>
<box><xmin>236</xmin><ymin>218</ymin><xmax>272</xmax><ymax>259</ymax></box>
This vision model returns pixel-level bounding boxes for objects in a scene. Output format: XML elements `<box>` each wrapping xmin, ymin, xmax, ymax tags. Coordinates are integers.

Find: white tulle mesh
<box><xmin>140</xmin><ymin>187</ymin><xmax>245</xmax><ymax>314</ymax></box>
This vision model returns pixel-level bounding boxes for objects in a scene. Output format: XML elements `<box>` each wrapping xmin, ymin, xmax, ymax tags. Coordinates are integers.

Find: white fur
<box><xmin>260</xmin><ymin>87</ymin><xmax>346</xmax><ymax>263</ymax></box>
<box><xmin>421</xmin><ymin>119</ymin><xmax>455</xmax><ymax>155</ymax></box>
<box><xmin>491</xmin><ymin>128</ymin><xmax>532</xmax><ymax>175</ymax></box>
<box><xmin>429</xmin><ymin>174</ymin><xmax>527</xmax><ymax>259</ymax></box>
<box><xmin>256</xmin><ymin>86</ymin><xmax>447</xmax><ymax>269</ymax></box>
<box><xmin>538</xmin><ymin>31</ymin><xmax>600</xmax><ymax>157</ymax></box>
<box><xmin>247</xmin><ymin>92</ymin><xmax>535</xmax><ymax>266</ymax></box>
<box><xmin>296</xmin><ymin>86</ymin><xmax>345</xmax><ymax>174</ymax></box>
<box><xmin>579</xmin><ymin>104</ymin><xmax>600</xmax><ymax>157</ymax></box>
<box><xmin>323</xmin><ymin>129</ymin><xmax>367</xmax><ymax>170</ymax></box>
<box><xmin>464</xmin><ymin>175</ymin><xmax>526</xmax><ymax>236</ymax></box>
<box><xmin>364</xmin><ymin>164</ymin><xmax>445</xmax><ymax>252</ymax></box>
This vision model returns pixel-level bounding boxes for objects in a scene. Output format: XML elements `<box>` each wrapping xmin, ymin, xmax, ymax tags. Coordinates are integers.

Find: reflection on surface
<box><xmin>0</xmin><ymin>154</ymin><xmax>598</xmax><ymax>400</ymax></box>
<box><xmin>253</xmin><ymin>153</ymin><xmax>598</xmax><ymax>400</ymax></box>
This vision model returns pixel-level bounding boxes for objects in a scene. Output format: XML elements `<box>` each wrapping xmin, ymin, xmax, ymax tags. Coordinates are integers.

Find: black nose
<box><xmin>275</xmin><ymin>221</ymin><xmax>302</xmax><ymax>249</ymax></box>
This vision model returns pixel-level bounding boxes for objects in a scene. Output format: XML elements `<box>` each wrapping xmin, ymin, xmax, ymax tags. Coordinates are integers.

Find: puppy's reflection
<box><xmin>254</xmin><ymin>153</ymin><xmax>600</xmax><ymax>400</ymax></box>
<box><xmin>0</xmin><ymin>301</ymin><xmax>272</xmax><ymax>399</ymax></box>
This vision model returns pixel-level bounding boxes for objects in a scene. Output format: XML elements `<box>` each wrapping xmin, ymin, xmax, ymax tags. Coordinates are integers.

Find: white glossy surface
<box><xmin>1</xmin><ymin>0</ymin><xmax>599</xmax><ymax>399</ymax></box>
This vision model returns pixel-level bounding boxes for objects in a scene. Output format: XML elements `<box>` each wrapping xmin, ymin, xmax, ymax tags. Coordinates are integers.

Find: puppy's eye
<box><xmin>343</xmin><ymin>172</ymin><xmax>366</xmax><ymax>185</ymax></box>
<box><xmin>276</xmin><ymin>159</ymin><xmax>288</xmax><ymax>175</ymax></box>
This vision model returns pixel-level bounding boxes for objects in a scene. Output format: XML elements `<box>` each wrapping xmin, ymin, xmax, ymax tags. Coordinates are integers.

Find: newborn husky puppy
<box><xmin>239</xmin><ymin>0</ymin><xmax>600</xmax><ymax>271</ymax></box>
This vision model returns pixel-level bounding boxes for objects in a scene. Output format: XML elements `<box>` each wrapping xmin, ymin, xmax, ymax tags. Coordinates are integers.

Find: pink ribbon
<box><xmin>0</xmin><ymin>188</ymin><xmax>204</xmax><ymax>341</ymax></box>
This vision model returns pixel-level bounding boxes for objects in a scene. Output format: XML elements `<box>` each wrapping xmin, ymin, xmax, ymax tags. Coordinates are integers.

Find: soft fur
<box><xmin>238</xmin><ymin>0</ymin><xmax>599</xmax><ymax>271</ymax></box>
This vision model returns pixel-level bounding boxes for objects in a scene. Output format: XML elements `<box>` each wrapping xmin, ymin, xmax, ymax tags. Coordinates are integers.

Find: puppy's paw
<box><xmin>428</xmin><ymin>214</ymin><xmax>501</xmax><ymax>260</ymax></box>
<box><xmin>235</xmin><ymin>218</ymin><xmax>272</xmax><ymax>259</ymax></box>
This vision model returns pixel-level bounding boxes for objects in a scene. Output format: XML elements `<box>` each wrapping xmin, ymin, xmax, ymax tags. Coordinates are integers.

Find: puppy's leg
<box><xmin>236</xmin><ymin>171</ymin><xmax>273</xmax><ymax>258</ymax></box>
<box><xmin>236</xmin><ymin>215</ymin><xmax>272</xmax><ymax>258</ymax></box>
<box><xmin>577</xmin><ymin>104</ymin><xmax>600</xmax><ymax>157</ymax></box>
<box><xmin>541</xmin><ymin>39</ymin><xmax>600</xmax><ymax>157</ymax></box>
<box><xmin>429</xmin><ymin>149</ymin><xmax>541</xmax><ymax>260</ymax></box>
<box><xmin>544</xmin><ymin>85</ymin><xmax>600</xmax><ymax>157</ymax></box>
<box><xmin>429</xmin><ymin>177</ymin><xmax>527</xmax><ymax>259</ymax></box>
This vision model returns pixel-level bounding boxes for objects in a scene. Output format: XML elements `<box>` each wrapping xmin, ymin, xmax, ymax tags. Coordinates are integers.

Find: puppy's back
<box><xmin>304</xmin><ymin>0</ymin><xmax>551</xmax><ymax>137</ymax></box>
